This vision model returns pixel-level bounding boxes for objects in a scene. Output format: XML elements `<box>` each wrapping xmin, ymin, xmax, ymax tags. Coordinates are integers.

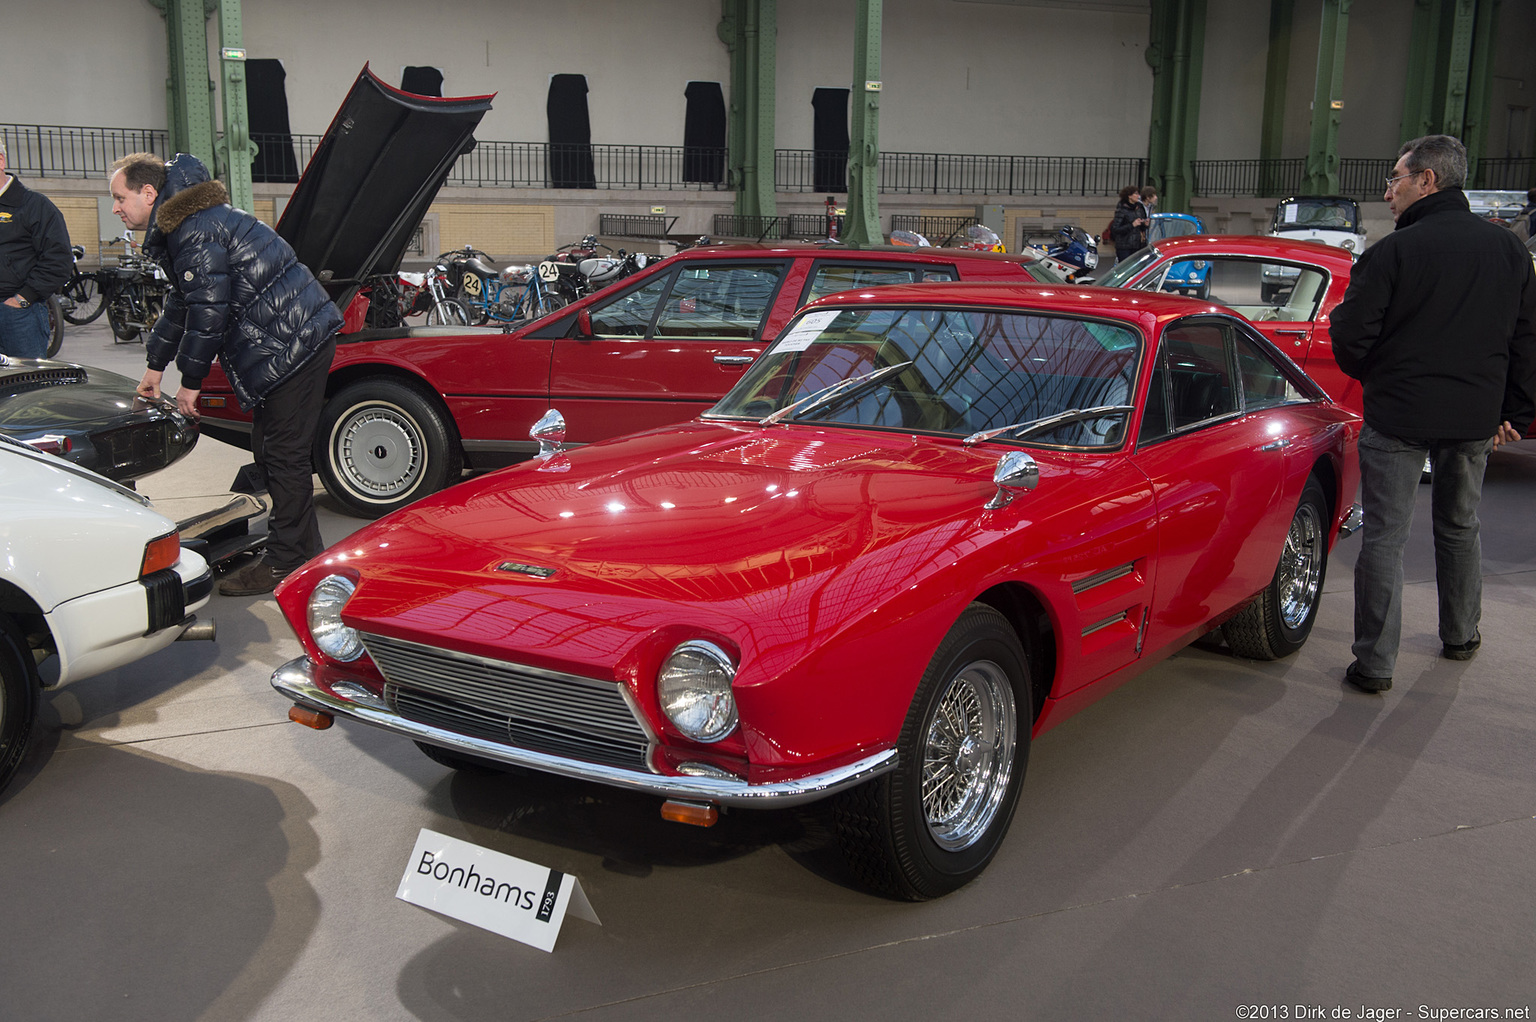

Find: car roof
<box><xmin>1276</xmin><ymin>195</ymin><xmax>1361</xmax><ymax>207</ymax></box>
<box><xmin>798</xmin><ymin>279</ymin><xmax>1225</xmax><ymax>328</ymax></box>
<box><xmin>1151</xmin><ymin>234</ymin><xmax>1356</xmax><ymax>268</ymax></box>
<box><xmin>668</xmin><ymin>241</ymin><xmax>1042</xmax><ymax>267</ymax></box>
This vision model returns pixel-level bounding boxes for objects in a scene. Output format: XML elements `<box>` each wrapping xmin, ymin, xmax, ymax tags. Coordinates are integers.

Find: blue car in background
<box><xmin>1147</xmin><ymin>212</ymin><xmax>1208</xmax><ymax>296</ymax></box>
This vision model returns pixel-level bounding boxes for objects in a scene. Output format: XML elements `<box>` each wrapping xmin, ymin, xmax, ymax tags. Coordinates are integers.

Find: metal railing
<box><xmin>0</xmin><ymin>124</ymin><xmax>170</xmax><ymax>179</ymax></box>
<box><xmin>598</xmin><ymin>213</ymin><xmax>678</xmax><ymax>239</ymax></box>
<box><xmin>713</xmin><ymin>213</ymin><xmax>843</xmax><ymax>241</ymax></box>
<box><xmin>1191</xmin><ymin>156</ymin><xmax>1532</xmax><ymax>198</ymax></box>
<box><xmin>775</xmin><ymin>150</ymin><xmax>1147</xmax><ymax>196</ymax></box>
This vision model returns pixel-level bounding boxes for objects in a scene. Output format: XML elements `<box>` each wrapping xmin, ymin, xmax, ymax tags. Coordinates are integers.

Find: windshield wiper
<box><xmin>962</xmin><ymin>404</ymin><xmax>1134</xmax><ymax>446</ymax></box>
<box><xmin>759</xmin><ymin>360</ymin><xmax>914</xmax><ymax>425</ymax></box>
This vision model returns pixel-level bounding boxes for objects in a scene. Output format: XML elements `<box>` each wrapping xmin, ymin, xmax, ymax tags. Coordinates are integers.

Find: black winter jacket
<box><xmin>143</xmin><ymin>154</ymin><xmax>342</xmax><ymax>410</ymax></box>
<box><xmin>1329</xmin><ymin>187</ymin><xmax>1536</xmax><ymax>440</ymax></box>
<box><xmin>0</xmin><ymin>175</ymin><xmax>72</xmax><ymax>305</ymax></box>
<box><xmin>1110</xmin><ymin>199</ymin><xmax>1143</xmax><ymax>254</ymax></box>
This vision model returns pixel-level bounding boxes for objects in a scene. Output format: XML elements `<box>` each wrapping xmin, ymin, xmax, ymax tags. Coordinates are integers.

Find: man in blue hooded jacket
<box><xmin>111</xmin><ymin>152</ymin><xmax>343</xmax><ymax>596</ymax></box>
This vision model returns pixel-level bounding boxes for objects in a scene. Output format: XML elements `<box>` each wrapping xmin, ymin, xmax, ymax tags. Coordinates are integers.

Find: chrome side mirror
<box><xmin>985</xmin><ymin>451</ymin><xmax>1039</xmax><ymax>510</ymax></box>
<box><xmin>530</xmin><ymin>409</ymin><xmax>566</xmax><ymax>458</ymax></box>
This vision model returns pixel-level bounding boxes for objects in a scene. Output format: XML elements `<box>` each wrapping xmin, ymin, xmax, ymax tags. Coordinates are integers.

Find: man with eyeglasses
<box><xmin>1329</xmin><ymin>134</ymin><xmax>1536</xmax><ymax>693</ymax></box>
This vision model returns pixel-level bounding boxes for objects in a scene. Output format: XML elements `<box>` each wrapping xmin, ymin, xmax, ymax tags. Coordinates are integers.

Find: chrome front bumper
<box><xmin>272</xmin><ymin>656</ymin><xmax>897</xmax><ymax>808</ymax></box>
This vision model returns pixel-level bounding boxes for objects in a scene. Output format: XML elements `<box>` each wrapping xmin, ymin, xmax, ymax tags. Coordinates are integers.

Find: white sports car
<box><xmin>0</xmin><ymin>436</ymin><xmax>214</xmax><ymax>792</ymax></box>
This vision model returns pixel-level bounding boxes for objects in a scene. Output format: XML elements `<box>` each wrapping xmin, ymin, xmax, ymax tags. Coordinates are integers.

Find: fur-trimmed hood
<box><xmin>156</xmin><ymin>178</ymin><xmax>230</xmax><ymax>235</ymax></box>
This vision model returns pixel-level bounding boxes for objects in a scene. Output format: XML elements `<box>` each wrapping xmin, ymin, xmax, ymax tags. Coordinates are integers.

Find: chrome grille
<box><xmin>361</xmin><ymin>631</ymin><xmax>652</xmax><ymax>768</ymax></box>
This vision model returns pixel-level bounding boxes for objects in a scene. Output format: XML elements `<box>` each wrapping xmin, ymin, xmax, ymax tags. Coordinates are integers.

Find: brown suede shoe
<box><xmin>218</xmin><ymin>560</ymin><xmax>289</xmax><ymax>597</ymax></box>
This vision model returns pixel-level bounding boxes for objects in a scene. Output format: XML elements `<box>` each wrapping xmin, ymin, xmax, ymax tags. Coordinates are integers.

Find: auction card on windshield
<box><xmin>774</xmin><ymin>310</ymin><xmax>842</xmax><ymax>353</ymax></box>
<box><xmin>397</xmin><ymin>828</ymin><xmax>600</xmax><ymax>952</ymax></box>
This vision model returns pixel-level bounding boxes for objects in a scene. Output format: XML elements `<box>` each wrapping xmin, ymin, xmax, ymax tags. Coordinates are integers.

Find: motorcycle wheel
<box><xmin>45</xmin><ymin>295</ymin><xmax>65</xmax><ymax>358</ymax></box>
<box><xmin>425</xmin><ymin>298</ymin><xmax>471</xmax><ymax>327</ymax></box>
<box><xmin>458</xmin><ymin>292</ymin><xmax>491</xmax><ymax>326</ymax></box>
<box><xmin>60</xmin><ymin>272</ymin><xmax>106</xmax><ymax>325</ymax></box>
<box><xmin>533</xmin><ymin>292</ymin><xmax>569</xmax><ymax>320</ymax></box>
<box><xmin>107</xmin><ymin>296</ymin><xmax>140</xmax><ymax>342</ymax></box>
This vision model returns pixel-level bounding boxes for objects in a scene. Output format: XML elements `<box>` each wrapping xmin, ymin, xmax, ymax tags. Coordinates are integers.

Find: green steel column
<box><xmin>752</xmin><ymin>0</ymin><xmax>777</xmax><ymax>220</ymax></box>
<box><xmin>843</xmin><ymin>0</ymin><xmax>882</xmax><ymax>248</ymax></box>
<box><xmin>1145</xmin><ymin>0</ymin><xmax>1176</xmax><ymax>200</ymax></box>
<box><xmin>1258</xmin><ymin>0</ymin><xmax>1294</xmax><ymax>194</ymax></box>
<box><xmin>735</xmin><ymin>1</ymin><xmax>776</xmax><ymax>220</ymax></box>
<box><xmin>1303</xmin><ymin>0</ymin><xmax>1350</xmax><ymax>195</ymax></box>
<box><xmin>162</xmin><ymin>0</ymin><xmax>216</xmax><ymax>167</ymax></box>
<box><xmin>216</xmin><ymin>0</ymin><xmax>255</xmax><ymax>212</ymax></box>
<box><xmin>1462</xmin><ymin>0</ymin><xmax>1499</xmax><ymax>183</ymax></box>
<box><xmin>719</xmin><ymin>1</ymin><xmax>746</xmax><ymax>198</ymax></box>
<box><xmin>1399</xmin><ymin>0</ymin><xmax>1440</xmax><ymax>142</ymax></box>
<box><xmin>1175</xmin><ymin>0</ymin><xmax>1205</xmax><ymax>211</ymax></box>
<box><xmin>1438</xmin><ymin>0</ymin><xmax>1477</xmax><ymax>138</ymax></box>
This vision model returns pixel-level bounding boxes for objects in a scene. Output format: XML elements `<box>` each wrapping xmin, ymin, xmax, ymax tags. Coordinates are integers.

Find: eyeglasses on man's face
<box><xmin>1384</xmin><ymin>169</ymin><xmax>1423</xmax><ymax>191</ymax></box>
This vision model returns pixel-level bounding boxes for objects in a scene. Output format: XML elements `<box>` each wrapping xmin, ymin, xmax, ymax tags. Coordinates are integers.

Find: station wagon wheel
<box><xmin>0</xmin><ymin>614</ymin><xmax>41</xmax><ymax>795</ymax></box>
<box><xmin>1225</xmin><ymin>476</ymin><xmax>1328</xmax><ymax>660</ymax></box>
<box><xmin>315</xmin><ymin>378</ymin><xmax>464</xmax><ymax>519</ymax></box>
<box><xmin>832</xmin><ymin>604</ymin><xmax>1030</xmax><ymax>900</ymax></box>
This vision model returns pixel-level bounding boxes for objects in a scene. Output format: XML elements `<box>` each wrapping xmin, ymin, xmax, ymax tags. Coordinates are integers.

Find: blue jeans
<box><xmin>0</xmin><ymin>300</ymin><xmax>50</xmax><ymax>359</ymax></box>
<box><xmin>1352</xmin><ymin>425</ymin><xmax>1490</xmax><ymax>676</ymax></box>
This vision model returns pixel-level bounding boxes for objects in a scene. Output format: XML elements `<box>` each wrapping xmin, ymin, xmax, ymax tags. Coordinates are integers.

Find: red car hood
<box><xmin>308</xmin><ymin>422</ymin><xmax>1020</xmax><ymax>678</ymax></box>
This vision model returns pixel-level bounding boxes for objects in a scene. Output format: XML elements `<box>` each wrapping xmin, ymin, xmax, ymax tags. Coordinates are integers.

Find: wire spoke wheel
<box><xmin>1276</xmin><ymin>499</ymin><xmax>1323</xmax><ymax>630</ymax></box>
<box><xmin>920</xmin><ymin>660</ymin><xmax>1016</xmax><ymax>851</ymax></box>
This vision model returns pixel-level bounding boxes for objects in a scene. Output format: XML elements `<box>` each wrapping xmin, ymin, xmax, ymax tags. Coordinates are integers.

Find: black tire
<box><xmin>533</xmin><ymin>290</ymin><xmax>568</xmax><ymax>320</ymax></box>
<box><xmin>425</xmin><ymin>298</ymin><xmax>471</xmax><ymax>327</ymax></box>
<box><xmin>832</xmin><ymin>604</ymin><xmax>1030</xmax><ymax>900</ymax></box>
<box><xmin>44</xmin><ymin>295</ymin><xmax>64</xmax><ymax>358</ymax></box>
<box><xmin>107</xmin><ymin>295</ymin><xmax>140</xmax><ymax>341</ymax></box>
<box><xmin>61</xmin><ymin>272</ymin><xmax>106</xmax><ymax>325</ymax></box>
<box><xmin>0</xmin><ymin>614</ymin><xmax>40</xmax><ymax>795</ymax></box>
<box><xmin>1225</xmin><ymin>476</ymin><xmax>1329</xmax><ymax>660</ymax></box>
<box><xmin>315</xmin><ymin>378</ymin><xmax>464</xmax><ymax>519</ymax></box>
<box><xmin>456</xmin><ymin>273</ymin><xmax>492</xmax><ymax>326</ymax></box>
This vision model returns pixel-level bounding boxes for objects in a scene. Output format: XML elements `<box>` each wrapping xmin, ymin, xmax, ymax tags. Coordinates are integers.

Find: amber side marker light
<box><xmin>289</xmin><ymin>705</ymin><xmax>334</xmax><ymax>730</ymax></box>
<box><xmin>200</xmin><ymin>395</ymin><xmax>228</xmax><ymax>408</ymax></box>
<box><xmin>140</xmin><ymin>531</ymin><xmax>181</xmax><ymax>576</ymax></box>
<box><xmin>661</xmin><ymin>800</ymin><xmax>719</xmax><ymax>827</ymax></box>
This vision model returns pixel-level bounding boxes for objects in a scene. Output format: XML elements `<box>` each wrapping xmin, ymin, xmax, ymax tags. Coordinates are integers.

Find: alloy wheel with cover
<box><xmin>833</xmin><ymin>603</ymin><xmax>1031</xmax><ymax>900</ymax></box>
<box><xmin>315</xmin><ymin>378</ymin><xmax>464</xmax><ymax>519</ymax></box>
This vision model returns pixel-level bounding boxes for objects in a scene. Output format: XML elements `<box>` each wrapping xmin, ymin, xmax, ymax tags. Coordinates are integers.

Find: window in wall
<box><xmin>683</xmin><ymin>81</ymin><xmax>726</xmax><ymax>184</ymax></box>
<box><xmin>812</xmin><ymin>88</ymin><xmax>849</xmax><ymax>194</ymax></box>
<box><xmin>547</xmin><ymin>73</ymin><xmax>595</xmax><ymax>189</ymax></box>
<box><xmin>401</xmin><ymin>66</ymin><xmax>444</xmax><ymax>97</ymax></box>
<box><xmin>246</xmin><ymin>58</ymin><xmax>299</xmax><ymax>184</ymax></box>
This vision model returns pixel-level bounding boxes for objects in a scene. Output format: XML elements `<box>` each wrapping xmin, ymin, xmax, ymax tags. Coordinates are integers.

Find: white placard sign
<box><xmin>396</xmin><ymin>828</ymin><xmax>600</xmax><ymax>952</ymax></box>
<box><xmin>773</xmin><ymin>309</ymin><xmax>842</xmax><ymax>353</ymax></box>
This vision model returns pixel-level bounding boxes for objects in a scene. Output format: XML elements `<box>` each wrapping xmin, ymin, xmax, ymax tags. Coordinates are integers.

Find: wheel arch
<box><xmin>1308</xmin><ymin>451</ymin><xmax>1340</xmax><ymax>526</ymax></box>
<box><xmin>321</xmin><ymin>365</ymin><xmax>464</xmax><ymax>448</ymax></box>
<box><xmin>0</xmin><ymin>581</ymin><xmax>51</xmax><ymax>665</ymax></box>
<box><xmin>974</xmin><ymin>582</ymin><xmax>1056</xmax><ymax>726</ymax></box>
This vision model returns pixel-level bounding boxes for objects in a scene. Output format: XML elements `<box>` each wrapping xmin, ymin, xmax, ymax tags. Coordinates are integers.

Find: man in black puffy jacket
<box><xmin>1329</xmin><ymin>135</ymin><xmax>1536</xmax><ymax>693</ymax></box>
<box><xmin>111</xmin><ymin>152</ymin><xmax>344</xmax><ymax>596</ymax></box>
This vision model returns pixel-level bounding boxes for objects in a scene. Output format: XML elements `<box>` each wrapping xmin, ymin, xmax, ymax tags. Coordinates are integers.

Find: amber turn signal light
<box><xmin>289</xmin><ymin>705</ymin><xmax>334</xmax><ymax>730</ymax></box>
<box><xmin>660</xmin><ymin>800</ymin><xmax>719</xmax><ymax>827</ymax></box>
<box><xmin>139</xmin><ymin>531</ymin><xmax>181</xmax><ymax>577</ymax></box>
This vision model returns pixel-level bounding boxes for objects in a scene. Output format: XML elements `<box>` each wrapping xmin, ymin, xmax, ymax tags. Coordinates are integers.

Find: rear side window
<box><xmin>587</xmin><ymin>263</ymin><xmax>786</xmax><ymax>339</ymax></box>
<box><xmin>1235</xmin><ymin>333</ymin><xmax>1307</xmax><ymax>410</ymax></box>
<box><xmin>804</xmin><ymin>262</ymin><xmax>957</xmax><ymax>303</ymax></box>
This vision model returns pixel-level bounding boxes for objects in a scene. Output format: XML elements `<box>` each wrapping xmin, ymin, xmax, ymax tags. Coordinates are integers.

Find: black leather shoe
<box><xmin>1442</xmin><ymin>630</ymin><xmax>1481</xmax><ymax>661</ymax></box>
<box><xmin>218</xmin><ymin>560</ymin><xmax>289</xmax><ymax>597</ymax></box>
<box><xmin>1345</xmin><ymin>661</ymin><xmax>1392</xmax><ymax>693</ymax></box>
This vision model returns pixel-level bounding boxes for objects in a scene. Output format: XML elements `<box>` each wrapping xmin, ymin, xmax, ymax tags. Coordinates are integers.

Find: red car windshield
<box><xmin>709</xmin><ymin>306</ymin><xmax>1142</xmax><ymax>447</ymax></box>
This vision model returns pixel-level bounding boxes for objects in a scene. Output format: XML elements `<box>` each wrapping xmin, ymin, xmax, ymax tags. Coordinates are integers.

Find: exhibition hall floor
<box><xmin>4</xmin><ymin>322</ymin><xmax>1533</xmax><ymax>1021</ymax></box>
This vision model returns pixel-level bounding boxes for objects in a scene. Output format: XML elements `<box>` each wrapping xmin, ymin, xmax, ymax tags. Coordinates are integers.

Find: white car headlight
<box><xmin>658</xmin><ymin>640</ymin><xmax>738</xmax><ymax>742</ymax></box>
<box><xmin>308</xmin><ymin>574</ymin><xmax>364</xmax><ymax>662</ymax></box>
<box><xmin>1342</xmin><ymin>238</ymin><xmax>1357</xmax><ymax>251</ymax></box>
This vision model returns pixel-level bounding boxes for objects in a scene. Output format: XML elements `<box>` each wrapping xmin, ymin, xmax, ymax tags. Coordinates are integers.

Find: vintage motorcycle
<box><xmin>1030</xmin><ymin>225</ymin><xmax>1100</xmax><ymax>281</ymax></box>
<box><xmin>104</xmin><ymin>250</ymin><xmax>170</xmax><ymax>343</ymax></box>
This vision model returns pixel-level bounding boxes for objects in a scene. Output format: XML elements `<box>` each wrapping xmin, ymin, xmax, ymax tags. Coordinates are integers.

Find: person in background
<box><xmin>1110</xmin><ymin>185</ymin><xmax>1148</xmax><ymax>263</ymax></box>
<box><xmin>1508</xmin><ymin>185</ymin><xmax>1535</xmax><ymax>243</ymax></box>
<box><xmin>0</xmin><ymin>140</ymin><xmax>72</xmax><ymax>359</ymax></box>
<box><xmin>109</xmin><ymin>151</ymin><xmax>343</xmax><ymax>597</ymax></box>
<box><xmin>1329</xmin><ymin>134</ymin><xmax>1536</xmax><ymax>693</ymax></box>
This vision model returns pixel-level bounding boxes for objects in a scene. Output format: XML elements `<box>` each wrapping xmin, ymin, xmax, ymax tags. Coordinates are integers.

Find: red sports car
<box><xmin>271</xmin><ymin>282</ymin><xmax>1361</xmax><ymax>900</ymax></box>
<box><xmin>1096</xmin><ymin>235</ymin><xmax>1361</xmax><ymax>417</ymax></box>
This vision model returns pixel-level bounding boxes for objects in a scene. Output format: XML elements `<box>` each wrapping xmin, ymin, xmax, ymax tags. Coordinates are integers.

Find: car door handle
<box><xmin>714</xmin><ymin>355</ymin><xmax>754</xmax><ymax>366</ymax></box>
<box><xmin>1274</xmin><ymin>329</ymin><xmax>1307</xmax><ymax>337</ymax></box>
<box><xmin>1260</xmin><ymin>438</ymin><xmax>1292</xmax><ymax>451</ymax></box>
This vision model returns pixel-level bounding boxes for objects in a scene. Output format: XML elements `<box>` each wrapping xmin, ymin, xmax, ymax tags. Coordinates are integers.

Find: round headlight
<box><xmin>1342</xmin><ymin>238</ymin><xmax>1356</xmax><ymax>251</ymax></box>
<box><xmin>1192</xmin><ymin>259</ymin><xmax>1208</xmax><ymax>269</ymax></box>
<box><xmin>308</xmin><ymin>574</ymin><xmax>363</xmax><ymax>662</ymax></box>
<box><xmin>657</xmin><ymin>640</ymin><xmax>738</xmax><ymax>742</ymax></box>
